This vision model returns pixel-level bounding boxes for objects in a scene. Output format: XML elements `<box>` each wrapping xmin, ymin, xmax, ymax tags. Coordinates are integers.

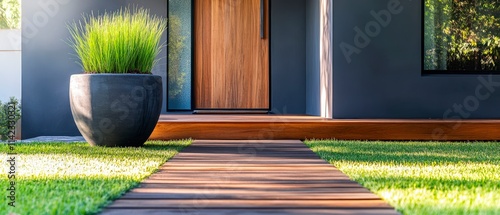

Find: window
<box><xmin>424</xmin><ymin>0</ymin><xmax>500</xmax><ymax>73</ymax></box>
<box><xmin>167</xmin><ymin>0</ymin><xmax>192</xmax><ymax>110</ymax></box>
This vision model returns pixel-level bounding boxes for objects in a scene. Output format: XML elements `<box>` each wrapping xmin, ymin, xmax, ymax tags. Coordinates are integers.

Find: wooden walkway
<box><xmin>100</xmin><ymin>140</ymin><xmax>400</xmax><ymax>215</ymax></box>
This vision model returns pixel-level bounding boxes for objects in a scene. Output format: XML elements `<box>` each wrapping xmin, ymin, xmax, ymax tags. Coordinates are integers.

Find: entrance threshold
<box><xmin>193</xmin><ymin>110</ymin><xmax>270</xmax><ymax>114</ymax></box>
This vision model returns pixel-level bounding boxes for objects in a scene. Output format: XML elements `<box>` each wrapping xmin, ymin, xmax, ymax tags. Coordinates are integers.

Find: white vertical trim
<box><xmin>0</xmin><ymin>29</ymin><xmax>22</xmax><ymax>102</ymax></box>
<box><xmin>320</xmin><ymin>0</ymin><xmax>333</xmax><ymax>118</ymax></box>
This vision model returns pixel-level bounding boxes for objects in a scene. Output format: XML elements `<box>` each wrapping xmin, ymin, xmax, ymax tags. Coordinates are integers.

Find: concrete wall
<box><xmin>22</xmin><ymin>0</ymin><xmax>308</xmax><ymax>138</ymax></box>
<box><xmin>270</xmin><ymin>0</ymin><xmax>306</xmax><ymax>114</ymax></box>
<box><xmin>333</xmin><ymin>0</ymin><xmax>500</xmax><ymax>119</ymax></box>
<box><xmin>0</xmin><ymin>29</ymin><xmax>21</xmax><ymax>102</ymax></box>
<box><xmin>305</xmin><ymin>0</ymin><xmax>320</xmax><ymax>116</ymax></box>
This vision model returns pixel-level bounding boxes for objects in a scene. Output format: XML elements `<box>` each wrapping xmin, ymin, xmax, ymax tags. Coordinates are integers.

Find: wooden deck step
<box><xmin>150</xmin><ymin>115</ymin><xmax>500</xmax><ymax>140</ymax></box>
<box><xmin>100</xmin><ymin>209</ymin><xmax>400</xmax><ymax>215</ymax></box>
<box><xmin>100</xmin><ymin>140</ymin><xmax>400</xmax><ymax>215</ymax></box>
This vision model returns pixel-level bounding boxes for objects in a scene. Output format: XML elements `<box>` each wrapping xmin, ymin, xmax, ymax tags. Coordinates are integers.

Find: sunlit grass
<box><xmin>305</xmin><ymin>140</ymin><xmax>500</xmax><ymax>215</ymax></box>
<box><xmin>0</xmin><ymin>140</ymin><xmax>191</xmax><ymax>214</ymax></box>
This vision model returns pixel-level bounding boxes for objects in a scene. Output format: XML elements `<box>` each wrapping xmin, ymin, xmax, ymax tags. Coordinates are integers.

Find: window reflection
<box><xmin>424</xmin><ymin>0</ymin><xmax>500</xmax><ymax>71</ymax></box>
<box><xmin>168</xmin><ymin>0</ymin><xmax>191</xmax><ymax>110</ymax></box>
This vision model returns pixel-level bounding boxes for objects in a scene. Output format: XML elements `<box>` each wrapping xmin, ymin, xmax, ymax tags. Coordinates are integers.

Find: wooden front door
<box><xmin>194</xmin><ymin>0</ymin><xmax>269</xmax><ymax>110</ymax></box>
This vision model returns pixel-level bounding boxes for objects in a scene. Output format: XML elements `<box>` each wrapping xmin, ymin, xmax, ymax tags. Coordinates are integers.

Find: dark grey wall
<box><xmin>334</xmin><ymin>0</ymin><xmax>500</xmax><ymax>119</ymax></box>
<box><xmin>22</xmin><ymin>0</ymin><xmax>308</xmax><ymax>138</ymax></box>
<box><xmin>22</xmin><ymin>0</ymin><xmax>167</xmax><ymax>138</ymax></box>
<box><xmin>305</xmin><ymin>0</ymin><xmax>320</xmax><ymax>116</ymax></box>
<box><xmin>270</xmin><ymin>0</ymin><xmax>306</xmax><ymax>114</ymax></box>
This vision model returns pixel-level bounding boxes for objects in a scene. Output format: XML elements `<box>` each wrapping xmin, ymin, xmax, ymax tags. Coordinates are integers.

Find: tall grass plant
<box><xmin>68</xmin><ymin>7</ymin><xmax>166</xmax><ymax>74</ymax></box>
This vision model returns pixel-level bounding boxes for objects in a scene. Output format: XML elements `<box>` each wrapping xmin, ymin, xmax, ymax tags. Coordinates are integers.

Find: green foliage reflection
<box><xmin>168</xmin><ymin>15</ymin><xmax>186</xmax><ymax>99</ymax></box>
<box><xmin>0</xmin><ymin>0</ymin><xmax>20</xmax><ymax>29</ymax></box>
<box><xmin>425</xmin><ymin>0</ymin><xmax>500</xmax><ymax>71</ymax></box>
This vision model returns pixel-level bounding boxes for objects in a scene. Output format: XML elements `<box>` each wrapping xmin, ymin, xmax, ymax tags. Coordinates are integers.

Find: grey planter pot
<box><xmin>69</xmin><ymin>74</ymin><xmax>162</xmax><ymax>147</ymax></box>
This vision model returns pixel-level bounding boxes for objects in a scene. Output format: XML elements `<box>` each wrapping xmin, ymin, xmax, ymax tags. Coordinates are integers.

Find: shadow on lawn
<box><xmin>2</xmin><ymin>140</ymin><xmax>191</xmax><ymax>157</ymax></box>
<box><xmin>314</xmin><ymin>150</ymin><xmax>497</xmax><ymax>164</ymax></box>
<box><xmin>357</xmin><ymin>175</ymin><xmax>499</xmax><ymax>189</ymax></box>
<box><xmin>1</xmin><ymin>177</ymin><xmax>141</xmax><ymax>215</ymax></box>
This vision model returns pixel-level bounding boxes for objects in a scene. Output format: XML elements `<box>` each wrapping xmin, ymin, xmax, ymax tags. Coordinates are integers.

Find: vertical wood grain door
<box><xmin>194</xmin><ymin>0</ymin><xmax>269</xmax><ymax>110</ymax></box>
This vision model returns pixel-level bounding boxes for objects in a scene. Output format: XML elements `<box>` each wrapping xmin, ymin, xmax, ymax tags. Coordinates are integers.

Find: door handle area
<box><xmin>260</xmin><ymin>0</ymin><xmax>264</xmax><ymax>39</ymax></box>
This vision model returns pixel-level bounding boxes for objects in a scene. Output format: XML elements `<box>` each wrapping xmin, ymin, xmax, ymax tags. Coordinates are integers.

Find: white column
<box><xmin>320</xmin><ymin>0</ymin><xmax>333</xmax><ymax>118</ymax></box>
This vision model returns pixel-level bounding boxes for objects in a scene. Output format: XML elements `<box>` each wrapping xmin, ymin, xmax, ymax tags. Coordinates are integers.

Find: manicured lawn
<box><xmin>0</xmin><ymin>140</ymin><xmax>191</xmax><ymax>214</ymax></box>
<box><xmin>305</xmin><ymin>140</ymin><xmax>500</xmax><ymax>215</ymax></box>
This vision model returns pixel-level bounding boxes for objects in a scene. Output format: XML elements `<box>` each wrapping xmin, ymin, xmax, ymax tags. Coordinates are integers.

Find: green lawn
<box><xmin>0</xmin><ymin>140</ymin><xmax>191</xmax><ymax>215</ymax></box>
<box><xmin>305</xmin><ymin>140</ymin><xmax>500</xmax><ymax>215</ymax></box>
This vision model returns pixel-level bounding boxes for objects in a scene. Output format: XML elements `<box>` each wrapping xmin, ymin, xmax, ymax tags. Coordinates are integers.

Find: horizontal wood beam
<box><xmin>150</xmin><ymin>118</ymin><xmax>500</xmax><ymax>141</ymax></box>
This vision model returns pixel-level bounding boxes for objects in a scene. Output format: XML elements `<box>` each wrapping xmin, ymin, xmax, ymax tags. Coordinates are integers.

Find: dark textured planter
<box><xmin>69</xmin><ymin>74</ymin><xmax>162</xmax><ymax>147</ymax></box>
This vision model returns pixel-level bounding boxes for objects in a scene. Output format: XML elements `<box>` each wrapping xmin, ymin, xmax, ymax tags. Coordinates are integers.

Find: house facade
<box><xmin>21</xmin><ymin>0</ymin><xmax>500</xmax><ymax>139</ymax></box>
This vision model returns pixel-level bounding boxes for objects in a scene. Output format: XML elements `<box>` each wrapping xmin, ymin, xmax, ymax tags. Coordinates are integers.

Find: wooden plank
<box><xmin>126</xmin><ymin>187</ymin><xmax>373</xmax><ymax>194</ymax></box>
<box><xmin>165</xmin><ymin>159</ymin><xmax>330</xmax><ymax>164</ymax></box>
<box><xmin>168</xmin><ymin>154</ymin><xmax>323</xmax><ymax>159</ymax></box>
<box><xmin>152</xmin><ymin>172</ymin><xmax>347</xmax><ymax>178</ymax></box>
<box><xmin>186</xmin><ymin>141</ymin><xmax>305</xmax><ymax>144</ymax></box>
<box><xmin>155</xmin><ymin>115</ymin><xmax>500</xmax><ymax>123</ymax></box>
<box><xmin>166</xmin><ymin>153</ymin><xmax>325</xmax><ymax>157</ymax></box>
<box><xmin>178</xmin><ymin>151</ymin><xmax>319</xmax><ymax>156</ymax></box>
<box><xmin>156</xmin><ymin>115</ymin><xmax>329</xmax><ymax>122</ymax></box>
<box><xmin>138</xmin><ymin>182</ymin><xmax>363</xmax><ymax>189</ymax></box>
<box><xmin>141</xmin><ymin>179</ymin><xmax>357</xmax><ymax>184</ymax></box>
<box><xmin>121</xmin><ymin>189</ymin><xmax>378</xmax><ymax>200</ymax></box>
<box><xmin>181</xmin><ymin>143</ymin><xmax>307</xmax><ymax>146</ymax></box>
<box><xmin>107</xmin><ymin>199</ymin><xmax>394</xmax><ymax>209</ymax></box>
<box><xmin>101</xmin><ymin>208</ymin><xmax>401</xmax><ymax>215</ymax></box>
<box><xmin>147</xmin><ymin>175</ymin><xmax>351</xmax><ymax>181</ymax></box>
<box><xmin>161</xmin><ymin>163</ymin><xmax>336</xmax><ymax>168</ymax></box>
<box><xmin>166</xmin><ymin>158</ymin><xmax>327</xmax><ymax>162</ymax></box>
<box><xmin>157</xmin><ymin>166</ymin><xmax>336</xmax><ymax>171</ymax></box>
<box><xmin>154</xmin><ymin>168</ymin><xmax>347</xmax><ymax>177</ymax></box>
<box><xmin>187</xmin><ymin>140</ymin><xmax>305</xmax><ymax>144</ymax></box>
<box><xmin>180</xmin><ymin>148</ymin><xmax>316</xmax><ymax>152</ymax></box>
<box><xmin>150</xmin><ymin>115</ymin><xmax>500</xmax><ymax>140</ymax></box>
<box><xmin>101</xmin><ymin>140</ymin><xmax>399</xmax><ymax>215</ymax></box>
<box><xmin>154</xmin><ymin>170</ymin><xmax>345</xmax><ymax>174</ymax></box>
<box><xmin>150</xmin><ymin>174</ymin><xmax>349</xmax><ymax>183</ymax></box>
<box><xmin>181</xmin><ymin>146</ymin><xmax>313</xmax><ymax>150</ymax></box>
<box><xmin>172</xmin><ymin>153</ymin><xmax>322</xmax><ymax>159</ymax></box>
<box><xmin>148</xmin><ymin>176</ymin><xmax>350</xmax><ymax>181</ymax></box>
